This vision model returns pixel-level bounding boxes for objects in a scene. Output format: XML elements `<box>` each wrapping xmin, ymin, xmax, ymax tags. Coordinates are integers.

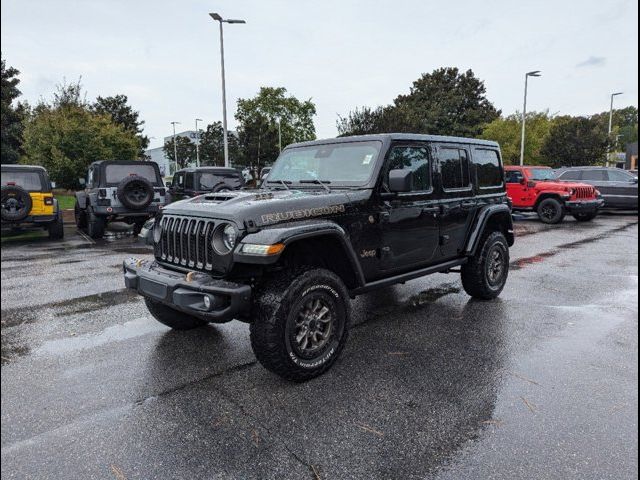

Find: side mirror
<box><xmin>520</xmin><ymin>178</ymin><xmax>527</xmax><ymax>185</ymax></box>
<box><xmin>633</xmin><ymin>177</ymin><xmax>638</xmax><ymax>184</ymax></box>
<box><xmin>388</xmin><ymin>169</ymin><xmax>413</xmax><ymax>193</ymax></box>
<box><xmin>78</xmin><ymin>178</ymin><xmax>86</xmax><ymax>186</ymax></box>
<box><xmin>50</xmin><ymin>181</ymin><xmax>56</xmax><ymax>189</ymax></box>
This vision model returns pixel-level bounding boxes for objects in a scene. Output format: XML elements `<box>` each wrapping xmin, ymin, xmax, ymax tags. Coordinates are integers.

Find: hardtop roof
<box><xmin>287</xmin><ymin>133</ymin><xmax>500</xmax><ymax>149</ymax></box>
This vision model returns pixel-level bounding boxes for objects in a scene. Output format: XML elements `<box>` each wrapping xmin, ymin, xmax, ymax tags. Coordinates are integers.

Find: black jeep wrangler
<box><xmin>75</xmin><ymin>160</ymin><xmax>169</xmax><ymax>239</ymax></box>
<box><xmin>123</xmin><ymin>134</ymin><xmax>514</xmax><ymax>381</ymax></box>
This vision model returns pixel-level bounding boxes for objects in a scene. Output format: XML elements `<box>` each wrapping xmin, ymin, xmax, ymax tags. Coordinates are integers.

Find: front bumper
<box><xmin>565</xmin><ymin>198</ymin><xmax>605</xmax><ymax>214</ymax></box>
<box><xmin>123</xmin><ymin>258</ymin><xmax>252</xmax><ymax>322</ymax></box>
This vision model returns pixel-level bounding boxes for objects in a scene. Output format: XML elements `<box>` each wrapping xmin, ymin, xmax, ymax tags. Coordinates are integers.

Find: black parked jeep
<box><xmin>123</xmin><ymin>134</ymin><xmax>514</xmax><ymax>381</ymax></box>
<box><xmin>75</xmin><ymin>160</ymin><xmax>169</xmax><ymax>239</ymax></box>
<box><xmin>170</xmin><ymin>167</ymin><xmax>245</xmax><ymax>200</ymax></box>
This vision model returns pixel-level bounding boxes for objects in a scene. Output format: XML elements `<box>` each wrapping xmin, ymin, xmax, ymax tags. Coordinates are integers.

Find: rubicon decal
<box><xmin>260</xmin><ymin>204</ymin><xmax>346</xmax><ymax>225</ymax></box>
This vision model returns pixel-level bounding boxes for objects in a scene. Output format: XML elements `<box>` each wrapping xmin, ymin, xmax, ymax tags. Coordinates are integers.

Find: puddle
<box><xmin>1</xmin><ymin>337</ymin><xmax>30</xmax><ymax>364</ymax></box>
<box><xmin>35</xmin><ymin>316</ymin><xmax>163</xmax><ymax>356</ymax></box>
<box><xmin>408</xmin><ymin>284</ymin><xmax>461</xmax><ymax>306</ymax></box>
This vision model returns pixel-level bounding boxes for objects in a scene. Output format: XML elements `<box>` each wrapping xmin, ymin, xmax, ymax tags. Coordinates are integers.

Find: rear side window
<box><xmin>558</xmin><ymin>170</ymin><xmax>582</xmax><ymax>181</ymax></box>
<box><xmin>474</xmin><ymin>149</ymin><xmax>503</xmax><ymax>188</ymax></box>
<box><xmin>439</xmin><ymin>148</ymin><xmax>471</xmax><ymax>190</ymax></box>
<box><xmin>1</xmin><ymin>171</ymin><xmax>45</xmax><ymax>191</ymax></box>
<box><xmin>105</xmin><ymin>164</ymin><xmax>158</xmax><ymax>184</ymax></box>
<box><xmin>386</xmin><ymin>146</ymin><xmax>432</xmax><ymax>192</ymax></box>
<box><xmin>607</xmin><ymin>169</ymin><xmax>634</xmax><ymax>182</ymax></box>
<box><xmin>582</xmin><ymin>170</ymin><xmax>607</xmax><ymax>181</ymax></box>
<box><xmin>184</xmin><ymin>173</ymin><xmax>195</xmax><ymax>190</ymax></box>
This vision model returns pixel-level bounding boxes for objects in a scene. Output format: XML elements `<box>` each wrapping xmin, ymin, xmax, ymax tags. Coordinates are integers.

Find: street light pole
<box><xmin>195</xmin><ymin>118</ymin><xmax>203</xmax><ymax>167</ymax></box>
<box><xmin>607</xmin><ymin>92</ymin><xmax>623</xmax><ymax>165</ymax></box>
<box><xmin>277</xmin><ymin>117</ymin><xmax>282</xmax><ymax>153</ymax></box>
<box><xmin>171</xmin><ymin>121</ymin><xmax>180</xmax><ymax>174</ymax></box>
<box><xmin>209</xmin><ymin>13</ymin><xmax>246</xmax><ymax>169</ymax></box>
<box><xmin>519</xmin><ymin>70</ymin><xmax>541</xmax><ymax>166</ymax></box>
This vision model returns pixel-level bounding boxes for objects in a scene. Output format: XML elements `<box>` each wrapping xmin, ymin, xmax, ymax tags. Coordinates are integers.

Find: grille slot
<box><xmin>157</xmin><ymin>215</ymin><xmax>217</xmax><ymax>271</ymax></box>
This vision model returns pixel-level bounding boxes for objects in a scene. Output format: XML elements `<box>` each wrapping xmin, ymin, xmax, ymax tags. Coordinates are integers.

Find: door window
<box><xmin>386</xmin><ymin>146</ymin><xmax>432</xmax><ymax>192</ymax></box>
<box><xmin>582</xmin><ymin>170</ymin><xmax>607</xmax><ymax>181</ymax></box>
<box><xmin>439</xmin><ymin>148</ymin><xmax>471</xmax><ymax>190</ymax></box>
<box><xmin>474</xmin><ymin>149</ymin><xmax>502</xmax><ymax>188</ymax></box>
<box><xmin>505</xmin><ymin>170</ymin><xmax>524</xmax><ymax>184</ymax></box>
<box><xmin>173</xmin><ymin>172</ymin><xmax>185</xmax><ymax>189</ymax></box>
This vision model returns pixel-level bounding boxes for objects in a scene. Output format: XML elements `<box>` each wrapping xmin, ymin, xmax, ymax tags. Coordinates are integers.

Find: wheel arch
<box><xmin>534</xmin><ymin>192</ymin><xmax>564</xmax><ymax>210</ymax></box>
<box><xmin>464</xmin><ymin>204</ymin><xmax>515</xmax><ymax>256</ymax></box>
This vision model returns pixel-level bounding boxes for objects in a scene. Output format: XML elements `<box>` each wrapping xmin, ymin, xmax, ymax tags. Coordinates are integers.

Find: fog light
<box><xmin>203</xmin><ymin>295</ymin><xmax>211</xmax><ymax>310</ymax></box>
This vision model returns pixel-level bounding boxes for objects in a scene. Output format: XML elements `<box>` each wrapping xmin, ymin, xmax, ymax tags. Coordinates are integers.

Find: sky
<box><xmin>2</xmin><ymin>0</ymin><xmax>638</xmax><ymax>150</ymax></box>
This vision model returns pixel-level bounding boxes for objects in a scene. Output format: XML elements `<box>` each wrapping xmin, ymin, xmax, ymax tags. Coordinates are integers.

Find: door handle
<box><xmin>422</xmin><ymin>206</ymin><xmax>441</xmax><ymax>215</ymax></box>
<box><xmin>461</xmin><ymin>201</ymin><xmax>476</xmax><ymax>209</ymax></box>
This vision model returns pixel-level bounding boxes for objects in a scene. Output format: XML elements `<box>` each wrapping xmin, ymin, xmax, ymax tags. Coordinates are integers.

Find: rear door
<box><xmin>434</xmin><ymin>144</ymin><xmax>475</xmax><ymax>259</ymax></box>
<box><xmin>378</xmin><ymin>143</ymin><xmax>441</xmax><ymax>273</ymax></box>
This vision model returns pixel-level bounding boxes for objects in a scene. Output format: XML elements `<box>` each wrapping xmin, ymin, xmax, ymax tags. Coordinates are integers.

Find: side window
<box><xmin>582</xmin><ymin>170</ymin><xmax>607</xmax><ymax>181</ymax></box>
<box><xmin>559</xmin><ymin>170</ymin><xmax>582</xmax><ymax>181</ymax></box>
<box><xmin>184</xmin><ymin>172</ymin><xmax>195</xmax><ymax>190</ymax></box>
<box><xmin>87</xmin><ymin>168</ymin><xmax>94</xmax><ymax>187</ymax></box>
<box><xmin>173</xmin><ymin>172</ymin><xmax>185</xmax><ymax>188</ymax></box>
<box><xmin>386</xmin><ymin>145</ymin><xmax>432</xmax><ymax>192</ymax></box>
<box><xmin>607</xmin><ymin>169</ymin><xmax>633</xmax><ymax>182</ymax></box>
<box><xmin>474</xmin><ymin>149</ymin><xmax>503</xmax><ymax>188</ymax></box>
<box><xmin>439</xmin><ymin>148</ymin><xmax>471</xmax><ymax>190</ymax></box>
<box><xmin>505</xmin><ymin>170</ymin><xmax>524</xmax><ymax>184</ymax></box>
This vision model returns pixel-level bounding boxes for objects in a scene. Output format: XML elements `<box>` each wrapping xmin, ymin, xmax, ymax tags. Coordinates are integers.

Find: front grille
<box><xmin>574</xmin><ymin>186</ymin><xmax>595</xmax><ymax>199</ymax></box>
<box><xmin>154</xmin><ymin>215</ymin><xmax>217</xmax><ymax>271</ymax></box>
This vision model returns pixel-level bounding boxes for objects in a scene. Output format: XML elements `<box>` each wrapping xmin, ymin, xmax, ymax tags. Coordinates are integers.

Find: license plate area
<box><xmin>139</xmin><ymin>277</ymin><xmax>168</xmax><ymax>300</ymax></box>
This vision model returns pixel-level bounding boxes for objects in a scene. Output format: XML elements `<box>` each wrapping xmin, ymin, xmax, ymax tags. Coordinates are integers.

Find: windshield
<box><xmin>105</xmin><ymin>164</ymin><xmax>159</xmax><ymax>184</ymax></box>
<box><xmin>527</xmin><ymin>168</ymin><xmax>556</xmax><ymax>181</ymax></box>
<box><xmin>266</xmin><ymin>141</ymin><xmax>382</xmax><ymax>187</ymax></box>
<box><xmin>1</xmin><ymin>170</ymin><xmax>46</xmax><ymax>191</ymax></box>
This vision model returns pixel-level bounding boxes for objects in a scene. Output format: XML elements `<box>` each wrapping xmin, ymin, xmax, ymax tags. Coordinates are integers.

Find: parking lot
<box><xmin>1</xmin><ymin>213</ymin><xmax>638</xmax><ymax>480</ymax></box>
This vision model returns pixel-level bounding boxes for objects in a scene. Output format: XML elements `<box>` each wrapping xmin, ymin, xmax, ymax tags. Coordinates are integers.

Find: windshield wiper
<box><xmin>266</xmin><ymin>179</ymin><xmax>292</xmax><ymax>191</ymax></box>
<box><xmin>299</xmin><ymin>179</ymin><xmax>332</xmax><ymax>192</ymax></box>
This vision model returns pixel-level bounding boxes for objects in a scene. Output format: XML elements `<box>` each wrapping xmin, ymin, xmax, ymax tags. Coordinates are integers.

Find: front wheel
<box><xmin>573</xmin><ymin>212</ymin><xmax>598</xmax><ymax>222</ymax></box>
<box><xmin>461</xmin><ymin>231</ymin><xmax>510</xmax><ymax>300</ymax></box>
<box><xmin>250</xmin><ymin>268</ymin><xmax>350</xmax><ymax>382</ymax></box>
<box><xmin>537</xmin><ymin>198</ymin><xmax>565</xmax><ymax>224</ymax></box>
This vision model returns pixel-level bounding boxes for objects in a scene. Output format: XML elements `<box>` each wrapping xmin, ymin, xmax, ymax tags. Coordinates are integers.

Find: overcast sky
<box><xmin>2</xmin><ymin>0</ymin><xmax>638</xmax><ymax>149</ymax></box>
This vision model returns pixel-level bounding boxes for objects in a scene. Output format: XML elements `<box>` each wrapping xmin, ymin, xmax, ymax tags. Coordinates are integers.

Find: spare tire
<box><xmin>116</xmin><ymin>175</ymin><xmax>154</xmax><ymax>210</ymax></box>
<box><xmin>1</xmin><ymin>185</ymin><xmax>32</xmax><ymax>222</ymax></box>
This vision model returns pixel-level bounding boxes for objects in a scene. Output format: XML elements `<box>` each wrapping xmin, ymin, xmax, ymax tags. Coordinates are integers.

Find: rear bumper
<box><xmin>1</xmin><ymin>214</ymin><xmax>57</xmax><ymax>228</ymax></box>
<box><xmin>565</xmin><ymin>198</ymin><xmax>605</xmax><ymax>214</ymax></box>
<box><xmin>123</xmin><ymin>258</ymin><xmax>252</xmax><ymax>322</ymax></box>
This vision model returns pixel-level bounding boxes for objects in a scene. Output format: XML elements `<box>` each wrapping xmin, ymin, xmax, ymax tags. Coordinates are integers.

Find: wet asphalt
<box><xmin>1</xmin><ymin>213</ymin><xmax>638</xmax><ymax>480</ymax></box>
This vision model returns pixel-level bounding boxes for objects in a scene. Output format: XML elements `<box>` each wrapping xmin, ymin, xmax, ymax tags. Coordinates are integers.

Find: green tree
<box><xmin>337</xmin><ymin>67</ymin><xmax>500</xmax><ymax>137</ymax></box>
<box><xmin>480</xmin><ymin>111</ymin><xmax>554</xmax><ymax>165</ymax></box>
<box><xmin>163</xmin><ymin>135</ymin><xmax>196</xmax><ymax>169</ymax></box>
<box><xmin>198</xmin><ymin>121</ymin><xmax>240</xmax><ymax>167</ymax></box>
<box><xmin>540</xmin><ymin>116</ymin><xmax>608</xmax><ymax>167</ymax></box>
<box><xmin>591</xmin><ymin>106</ymin><xmax>638</xmax><ymax>151</ymax></box>
<box><xmin>92</xmin><ymin>94</ymin><xmax>149</xmax><ymax>155</ymax></box>
<box><xmin>235</xmin><ymin>87</ymin><xmax>316</xmax><ymax>167</ymax></box>
<box><xmin>1</xmin><ymin>57</ymin><xmax>26</xmax><ymax>164</ymax></box>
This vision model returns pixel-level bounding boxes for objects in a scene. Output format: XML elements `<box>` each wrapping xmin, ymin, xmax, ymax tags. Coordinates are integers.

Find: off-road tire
<box><xmin>48</xmin><ymin>213</ymin><xmax>64</xmax><ymax>240</ymax></box>
<box><xmin>1</xmin><ymin>185</ymin><xmax>32</xmax><ymax>222</ymax></box>
<box><xmin>86</xmin><ymin>208</ymin><xmax>106</xmax><ymax>239</ymax></box>
<box><xmin>537</xmin><ymin>198</ymin><xmax>565</xmax><ymax>224</ymax></box>
<box><xmin>573</xmin><ymin>212</ymin><xmax>598</xmax><ymax>222</ymax></box>
<box><xmin>461</xmin><ymin>231</ymin><xmax>510</xmax><ymax>300</ymax></box>
<box><xmin>144</xmin><ymin>298</ymin><xmax>209</xmax><ymax>330</ymax></box>
<box><xmin>249</xmin><ymin>267</ymin><xmax>350</xmax><ymax>382</ymax></box>
<box><xmin>116</xmin><ymin>175</ymin><xmax>154</xmax><ymax>210</ymax></box>
<box><xmin>74</xmin><ymin>202</ymin><xmax>87</xmax><ymax>229</ymax></box>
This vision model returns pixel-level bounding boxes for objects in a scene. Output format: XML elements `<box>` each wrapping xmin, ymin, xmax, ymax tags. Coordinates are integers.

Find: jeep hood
<box><xmin>162</xmin><ymin>189</ymin><xmax>366</xmax><ymax>228</ymax></box>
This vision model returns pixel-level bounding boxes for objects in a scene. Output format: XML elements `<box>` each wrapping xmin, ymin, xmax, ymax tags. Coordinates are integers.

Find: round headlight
<box><xmin>212</xmin><ymin>223</ymin><xmax>238</xmax><ymax>254</ymax></box>
<box><xmin>153</xmin><ymin>218</ymin><xmax>162</xmax><ymax>243</ymax></box>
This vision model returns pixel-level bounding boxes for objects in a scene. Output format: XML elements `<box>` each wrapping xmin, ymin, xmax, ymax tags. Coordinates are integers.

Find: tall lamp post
<box><xmin>170</xmin><ymin>121</ymin><xmax>181</xmax><ymax>174</ymax></box>
<box><xmin>607</xmin><ymin>92</ymin><xmax>623</xmax><ymax>165</ymax></box>
<box><xmin>195</xmin><ymin>118</ymin><xmax>203</xmax><ymax>167</ymax></box>
<box><xmin>519</xmin><ymin>70</ymin><xmax>542</xmax><ymax>166</ymax></box>
<box><xmin>209</xmin><ymin>12</ymin><xmax>246</xmax><ymax>168</ymax></box>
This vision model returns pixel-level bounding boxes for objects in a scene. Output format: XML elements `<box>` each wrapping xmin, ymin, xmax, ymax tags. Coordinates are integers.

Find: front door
<box><xmin>435</xmin><ymin>144</ymin><xmax>476</xmax><ymax>260</ymax></box>
<box><xmin>378</xmin><ymin>144</ymin><xmax>440</xmax><ymax>273</ymax></box>
<box><xmin>505</xmin><ymin>169</ymin><xmax>529</xmax><ymax>206</ymax></box>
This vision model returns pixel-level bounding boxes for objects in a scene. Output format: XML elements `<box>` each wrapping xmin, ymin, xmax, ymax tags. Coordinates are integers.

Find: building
<box><xmin>144</xmin><ymin>130</ymin><xmax>199</xmax><ymax>177</ymax></box>
<box><xmin>626</xmin><ymin>142</ymin><xmax>638</xmax><ymax>171</ymax></box>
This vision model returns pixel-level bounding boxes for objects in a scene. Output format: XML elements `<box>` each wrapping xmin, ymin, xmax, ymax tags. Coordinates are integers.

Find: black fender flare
<box><xmin>234</xmin><ymin>220</ymin><xmax>366</xmax><ymax>287</ymax></box>
<box><xmin>464</xmin><ymin>204</ymin><xmax>515</xmax><ymax>256</ymax></box>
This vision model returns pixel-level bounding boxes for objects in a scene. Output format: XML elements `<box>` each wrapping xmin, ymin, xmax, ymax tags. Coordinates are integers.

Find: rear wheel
<box><xmin>461</xmin><ymin>231</ymin><xmax>510</xmax><ymax>300</ymax></box>
<box><xmin>48</xmin><ymin>214</ymin><xmax>64</xmax><ymax>240</ymax></box>
<box><xmin>573</xmin><ymin>212</ymin><xmax>598</xmax><ymax>222</ymax></box>
<box><xmin>74</xmin><ymin>202</ymin><xmax>87</xmax><ymax>229</ymax></box>
<box><xmin>144</xmin><ymin>298</ymin><xmax>209</xmax><ymax>330</ymax></box>
<box><xmin>250</xmin><ymin>268</ymin><xmax>350</xmax><ymax>382</ymax></box>
<box><xmin>537</xmin><ymin>198</ymin><xmax>565</xmax><ymax>224</ymax></box>
<box><xmin>86</xmin><ymin>208</ymin><xmax>106</xmax><ymax>239</ymax></box>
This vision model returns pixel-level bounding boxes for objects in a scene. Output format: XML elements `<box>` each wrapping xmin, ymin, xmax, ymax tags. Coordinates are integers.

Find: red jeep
<box><xmin>505</xmin><ymin>166</ymin><xmax>604</xmax><ymax>224</ymax></box>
